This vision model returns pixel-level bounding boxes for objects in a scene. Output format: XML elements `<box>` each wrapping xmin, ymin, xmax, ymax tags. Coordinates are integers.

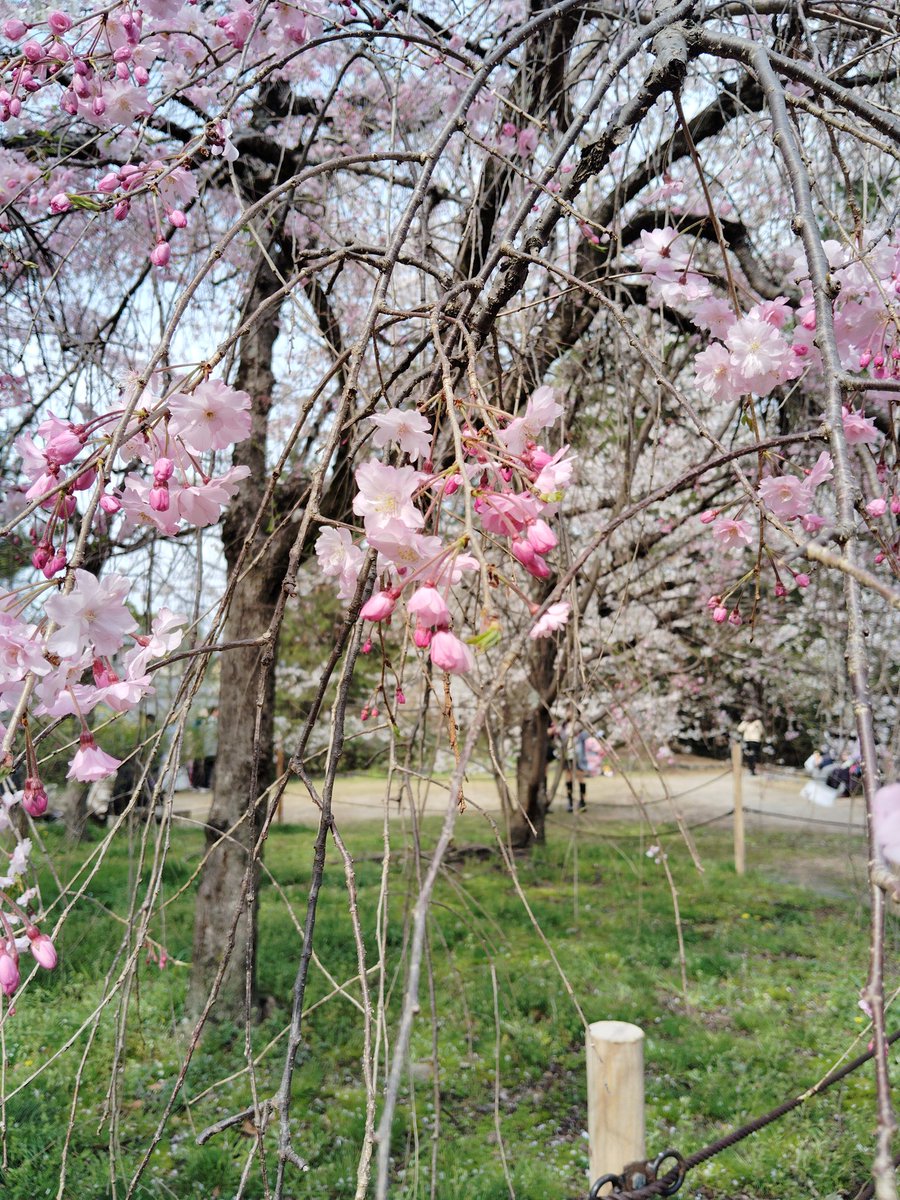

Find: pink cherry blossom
<box><xmin>757</xmin><ymin>474</ymin><xmax>808</xmax><ymax>520</ymax></box>
<box><xmin>497</xmin><ymin>386</ymin><xmax>563</xmax><ymax>456</ymax></box>
<box><xmin>167</xmin><ymin>380</ymin><xmax>253</xmax><ymax>452</ymax></box>
<box><xmin>694</xmin><ymin>343</ymin><xmax>742</xmax><ymax>404</ymax></box>
<box><xmin>533</xmin><ymin>446</ymin><xmax>575</xmax><ymax>494</ymax></box>
<box><xmin>369</xmin><ymin>409</ymin><xmax>432</xmax><ymax>461</ymax></box>
<box><xmin>353</xmin><ymin>462</ymin><xmax>424</xmax><ymax>532</ymax></box>
<box><xmin>725</xmin><ymin>315</ymin><xmax>791</xmax><ymax>394</ymax></box>
<box><xmin>66</xmin><ymin>732</ymin><xmax>121</xmax><ymax>782</ymax></box>
<box><xmin>45</xmin><ymin>569</ymin><xmax>137</xmax><ymax>658</ymax></box>
<box><xmin>529</xmin><ymin>602</ymin><xmax>571</xmax><ymax>639</ymax></box>
<box><xmin>712</xmin><ymin>517</ymin><xmax>753</xmax><ymax>549</ymax></box>
<box><xmin>841</xmin><ymin>407</ymin><xmax>880</xmax><ymax>445</ymax></box>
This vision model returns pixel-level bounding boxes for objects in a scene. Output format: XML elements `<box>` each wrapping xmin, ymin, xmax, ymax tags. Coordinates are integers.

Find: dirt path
<box><xmin>174</xmin><ymin>758</ymin><xmax>867</xmax><ymax>835</ymax></box>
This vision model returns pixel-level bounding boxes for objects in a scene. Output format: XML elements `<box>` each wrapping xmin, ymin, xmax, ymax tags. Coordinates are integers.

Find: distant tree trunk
<box><xmin>508</xmin><ymin>634</ymin><xmax>558</xmax><ymax>848</ymax></box>
<box><xmin>187</xmin><ymin>245</ymin><xmax>290</xmax><ymax>1022</ymax></box>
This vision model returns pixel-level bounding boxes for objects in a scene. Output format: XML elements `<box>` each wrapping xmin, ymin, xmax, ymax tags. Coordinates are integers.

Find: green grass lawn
<box><xmin>0</xmin><ymin>814</ymin><xmax>892</xmax><ymax>1199</ymax></box>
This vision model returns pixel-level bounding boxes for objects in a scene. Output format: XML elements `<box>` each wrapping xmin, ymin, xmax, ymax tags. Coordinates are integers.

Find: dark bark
<box><xmin>508</xmin><ymin>631</ymin><xmax>558</xmax><ymax>848</ymax></box>
<box><xmin>186</xmin><ymin>246</ymin><xmax>293</xmax><ymax>1022</ymax></box>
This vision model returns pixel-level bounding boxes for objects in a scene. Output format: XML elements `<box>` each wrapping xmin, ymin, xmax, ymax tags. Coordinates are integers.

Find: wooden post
<box><xmin>731</xmin><ymin>739</ymin><xmax>745</xmax><ymax>876</ymax></box>
<box><xmin>586</xmin><ymin>1021</ymin><xmax>645</xmax><ymax>1189</ymax></box>
<box><xmin>276</xmin><ymin>745</ymin><xmax>285</xmax><ymax>825</ymax></box>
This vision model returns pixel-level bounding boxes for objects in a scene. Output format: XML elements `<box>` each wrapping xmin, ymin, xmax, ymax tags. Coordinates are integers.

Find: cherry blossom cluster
<box><xmin>634</xmin><ymin>225</ymin><xmax>898</xmax><ymax>621</ymax></box>
<box><xmin>0</xmin><ymin>789</ymin><xmax>59</xmax><ymax>997</ymax></box>
<box><xmin>316</xmin><ymin>387</ymin><xmax>576</xmax><ymax>677</ymax></box>
<box><xmin>17</xmin><ymin>377</ymin><xmax>252</xmax><ymax>575</ymax></box>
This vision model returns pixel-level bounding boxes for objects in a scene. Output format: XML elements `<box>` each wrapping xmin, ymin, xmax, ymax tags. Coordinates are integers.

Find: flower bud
<box><xmin>150</xmin><ymin>239</ymin><xmax>170</xmax><ymax>267</ymax></box>
<box><xmin>712</xmin><ymin>605</ymin><xmax>728</xmax><ymax>623</ymax></box>
<box><xmin>28</xmin><ymin>931</ymin><xmax>57</xmax><ymax>970</ymax></box>
<box><xmin>3</xmin><ymin>18</ymin><xmax>28</xmax><ymax>39</ymax></box>
<box><xmin>152</xmin><ymin>457</ymin><xmax>174</xmax><ymax>483</ymax></box>
<box><xmin>149</xmin><ymin>483</ymin><xmax>169</xmax><ymax>512</ymax></box>
<box><xmin>794</xmin><ymin>573</ymin><xmax>810</xmax><ymax>589</ymax></box>
<box><xmin>48</xmin><ymin>10</ymin><xmax>73</xmax><ymax>34</ymax></box>
<box><xmin>22</xmin><ymin>40</ymin><xmax>43</xmax><ymax>62</ymax></box>
<box><xmin>699</xmin><ymin>509</ymin><xmax>718</xmax><ymax>524</ymax></box>
<box><xmin>100</xmin><ymin>493</ymin><xmax>121</xmax><ymax>514</ymax></box>
<box><xmin>360</xmin><ymin>589</ymin><xmax>397</xmax><ymax>622</ymax></box>
<box><xmin>0</xmin><ymin>951</ymin><xmax>19</xmax><ymax>997</ymax></box>
<box><xmin>866</xmin><ymin>498</ymin><xmax>887</xmax><ymax>517</ymax></box>
<box><xmin>169</xmin><ymin>209</ymin><xmax>187</xmax><ymax>228</ymax></box>
<box><xmin>22</xmin><ymin>776</ymin><xmax>48</xmax><ymax>817</ymax></box>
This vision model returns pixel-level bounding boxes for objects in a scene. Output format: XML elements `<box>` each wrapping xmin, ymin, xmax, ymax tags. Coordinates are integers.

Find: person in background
<box><xmin>737</xmin><ymin>713</ymin><xmax>764</xmax><ymax>776</ymax></box>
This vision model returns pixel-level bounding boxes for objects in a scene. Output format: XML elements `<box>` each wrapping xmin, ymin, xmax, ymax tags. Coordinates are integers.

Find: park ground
<box><xmin>0</xmin><ymin>757</ymin><xmax>893</xmax><ymax>1200</ymax></box>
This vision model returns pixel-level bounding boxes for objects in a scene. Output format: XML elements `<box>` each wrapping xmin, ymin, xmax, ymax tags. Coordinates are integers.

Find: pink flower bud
<box><xmin>169</xmin><ymin>208</ymin><xmax>187</xmax><ymax>228</ymax></box>
<box><xmin>873</xmin><ymin>353</ymin><xmax>885</xmax><ymax>369</ymax></box>
<box><xmin>792</xmin><ymin>343</ymin><xmax>808</xmax><ymax>357</ymax></box>
<box><xmin>28</xmin><ymin>931</ymin><xmax>57</xmax><ymax>970</ymax></box>
<box><xmin>866</xmin><ymin>498</ymin><xmax>887</xmax><ymax>517</ymax></box>
<box><xmin>152</xmin><ymin>457</ymin><xmax>174</xmax><ymax>483</ymax></box>
<box><xmin>73</xmin><ymin>57</ymin><xmax>88</xmax><ymax>75</ymax></box>
<box><xmin>360</xmin><ymin>707</ymin><xmax>369</xmax><ymax>721</ymax></box>
<box><xmin>406</xmin><ymin>585</ymin><xmax>449</xmax><ymax>628</ymax></box>
<box><xmin>891</xmin><ymin>496</ymin><xmax>900</xmax><ymax>515</ymax></box>
<box><xmin>47</xmin><ymin>10</ymin><xmax>73</xmax><ymax>34</ymax></box>
<box><xmin>113</xmin><ymin>45</ymin><xmax>131</xmax><ymax>62</ymax></box>
<box><xmin>774</xmin><ymin>582</ymin><xmax>786</xmax><ymax>597</ymax></box>
<box><xmin>100</xmin><ymin>493</ymin><xmax>121</xmax><ymax>514</ymax></box>
<box><xmin>3</xmin><ymin>18</ymin><xmax>28</xmax><ymax>39</ymax></box>
<box><xmin>430</xmin><ymin>629</ymin><xmax>474</xmax><ymax>675</ymax></box>
<box><xmin>801</xmin><ymin>311</ymin><xmax>816</xmax><ymax>330</ymax></box>
<box><xmin>149</xmin><ymin>483</ymin><xmax>169</xmax><ymax>512</ymax></box>
<box><xmin>31</xmin><ymin>542</ymin><xmax>51</xmax><ymax>570</ymax></box>
<box><xmin>115</xmin><ymin>61</ymin><xmax>129</xmax><ymax>80</ymax></box>
<box><xmin>396</xmin><ymin>689</ymin><xmax>406</xmax><ymax>705</ymax></box>
<box><xmin>73</xmin><ymin>467</ymin><xmax>95</xmax><ymax>491</ymax></box>
<box><xmin>712</xmin><ymin>605</ymin><xmax>728</xmax><ymax>623</ymax></box>
<box><xmin>97</xmin><ymin>171</ymin><xmax>119</xmax><ymax>193</ymax></box>
<box><xmin>859</xmin><ymin>351</ymin><xmax>872</xmax><ymax>369</ymax></box>
<box><xmin>361</xmin><ymin>589</ymin><xmax>397</xmax><ymax>622</ymax></box>
<box><xmin>0</xmin><ymin>951</ymin><xmax>19</xmax><ymax>997</ymax></box>
<box><xmin>113</xmin><ymin>199</ymin><xmax>130</xmax><ymax>221</ymax></box>
<box><xmin>728</xmin><ymin>609</ymin><xmax>742</xmax><ymax>626</ymax></box>
<box><xmin>794</xmin><ymin>573</ymin><xmax>810</xmax><ymax>588</ymax></box>
<box><xmin>91</xmin><ymin>95</ymin><xmax>106</xmax><ymax>116</ymax></box>
<box><xmin>134</xmin><ymin>65</ymin><xmax>149</xmax><ymax>86</ymax></box>
<box><xmin>360</xmin><ymin>639</ymin><xmax>372</xmax><ymax>654</ymax></box>
<box><xmin>370</xmin><ymin>706</ymin><xmax>379</xmax><ymax>718</ymax></box>
<box><xmin>526</xmin><ymin>519</ymin><xmax>557</xmax><ymax>554</ymax></box>
<box><xmin>706</xmin><ymin>594</ymin><xmax>721</xmax><ymax>608</ymax></box>
<box><xmin>60</xmin><ymin>88</ymin><xmax>78</xmax><ymax>114</ymax></box>
<box><xmin>699</xmin><ymin>509</ymin><xmax>718</xmax><ymax>524</ymax></box>
<box><xmin>510</xmin><ymin>538</ymin><xmax>537</xmax><ymax>569</ymax></box>
<box><xmin>22</xmin><ymin>776</ymin><xmax>48</xmax><ymax>817</ymax></box>
<box><xmin>150</xmin><ymin>239</ymin><xmax>170</xmax><ymax>267</ymax></box>
<box><xmin>413</xmin><ymin>627</ymin><xmax>432</xmax><ymax>648</ymax></box>
<box><xmin>43</xmin><ymin>549</ymin><xmax>67</xmax><ymax>578</ymax></box>
<box><xmin>22</xmin><ymin>40</ymin><xmax>43</xmax><ymax>62</ymax></box>
<box><xmin>442</xmin><ymin>475</ymin><xmax>460</xmax><ymax>496</ymax></box>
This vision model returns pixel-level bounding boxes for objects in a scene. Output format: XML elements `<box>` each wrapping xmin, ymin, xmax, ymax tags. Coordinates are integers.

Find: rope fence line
<box><xmin>587</xmin><ymin>1028</ymin><xmax>900</xmax><ymax>1199</ymax></box>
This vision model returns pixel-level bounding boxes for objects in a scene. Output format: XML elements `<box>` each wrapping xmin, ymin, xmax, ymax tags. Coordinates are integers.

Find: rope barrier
<box><xmin>587</xmin><ymin>1028</ymin><xmax>900</xmax><ymax>1199</ymax></box>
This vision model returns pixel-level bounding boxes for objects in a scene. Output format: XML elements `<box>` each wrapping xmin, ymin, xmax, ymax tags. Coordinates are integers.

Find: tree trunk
<box><xmin>508</xmin><ymin>633</ymin><xmax>558</xmax><ymax>848</ymax></box>
<box><xmin>187</xmin><ymin>245</ymin><xmax>290</xmax><ymax>1022</ymax></box>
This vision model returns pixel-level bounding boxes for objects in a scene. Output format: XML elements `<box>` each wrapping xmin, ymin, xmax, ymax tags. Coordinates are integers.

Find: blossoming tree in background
<box><xmin>1</xmin><ymin>0</ymin><xmax>900</xmax><ymax>1196</ymax></box>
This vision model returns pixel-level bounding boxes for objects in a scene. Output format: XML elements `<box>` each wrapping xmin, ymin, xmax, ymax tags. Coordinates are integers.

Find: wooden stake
<box><xmin>276</xmin><ymin>745</ymin><xmax>285</xmax><ymax>825</ymax></box>
<box><xmin>586</xmin><ymin>1020</ymin><xmax>645</xmax><ymax>1188</ymax></box>
<box><xmin>732</xmin><ymin>739</ymin><xmax>745</xmax><ymax>875</ymax></box>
